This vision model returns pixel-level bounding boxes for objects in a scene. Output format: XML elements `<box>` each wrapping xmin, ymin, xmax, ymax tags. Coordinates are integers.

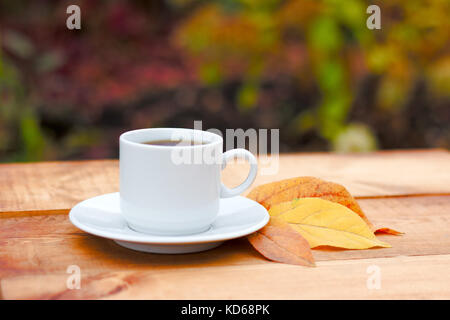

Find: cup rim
<box><xmin>120</xmin><ymin>128</ymin><xmax>223</xmax><ymax>150</ymax></box>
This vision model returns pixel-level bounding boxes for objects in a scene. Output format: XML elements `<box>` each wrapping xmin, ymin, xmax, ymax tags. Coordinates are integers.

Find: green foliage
<box><xmin>0</xmin><ymin>38</ymin><xmax>47</xmax><ymax>162</ymax></box>
<box><xmin>20</xmin><ymin>108</ymin><xmax>45</xmax><ymax>161</ymax></box>
<box><xmin>237</xmin><ymin>80</ymin><xmax>259</xmax><ymax>111</ymax></box>
<box><xmin>333</xmin><ymin>123</ymin><xmax>378</xmax><ymax>153</ymax></box>
<box><xmin>176</xmin><ymin>0</ymin><xmax>449</xmax><ymax>151</ymax></box>
<box><xmin>0</xmin><ymin>1</ymin><xmax>448</xmax><ymax>161</ymax></box>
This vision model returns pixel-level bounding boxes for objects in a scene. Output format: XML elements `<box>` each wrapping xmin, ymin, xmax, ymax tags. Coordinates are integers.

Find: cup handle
<box><xmin>220</xmin><ymin>149</ymin><xmax>258</xmax><ymax>198</ymax></box>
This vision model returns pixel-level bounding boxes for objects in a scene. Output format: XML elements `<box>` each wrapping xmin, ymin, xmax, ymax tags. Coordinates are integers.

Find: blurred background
<box><xmin>0</xmin><ymin>0</ymin><xmax>449</xmax><ymax>162</ymax></box>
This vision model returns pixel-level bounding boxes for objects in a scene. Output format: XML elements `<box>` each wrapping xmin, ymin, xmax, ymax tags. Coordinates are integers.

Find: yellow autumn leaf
<box><xmin>269</xmin><ymin>198</ymin><xmax>391</xmax><ymax>249</ymax></box>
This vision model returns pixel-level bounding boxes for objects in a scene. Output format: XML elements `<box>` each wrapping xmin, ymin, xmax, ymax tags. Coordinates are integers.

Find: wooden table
<box><xmin>1</xmin><ymin>149</ymin><xmax>449</xmax><ymax>299</ymax></box>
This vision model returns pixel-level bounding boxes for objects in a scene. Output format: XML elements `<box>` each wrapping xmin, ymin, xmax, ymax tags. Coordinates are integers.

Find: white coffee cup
<box><xmin>120</xmin><ymin>128</ymin><xmax>258</xmax><ymax>235</ymax></box>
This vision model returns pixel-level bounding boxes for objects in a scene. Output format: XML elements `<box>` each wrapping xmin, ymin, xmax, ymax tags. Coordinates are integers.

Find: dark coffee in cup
<box><xmin>142</xmin><ymin>139</ymin><xmax>207</xmax><ymax>146</ymax></box>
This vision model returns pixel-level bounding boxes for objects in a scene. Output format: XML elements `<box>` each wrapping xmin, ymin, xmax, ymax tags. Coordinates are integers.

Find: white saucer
<box><xmin>69</xmin><ymin>193</ymin><xmax>269</xmax><ymax>254</ymax></box>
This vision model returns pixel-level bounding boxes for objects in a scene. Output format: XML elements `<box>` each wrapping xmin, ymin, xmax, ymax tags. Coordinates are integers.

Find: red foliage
<box><xmin>1</xmin><ymin>1</ymin><xmax>196</xmax><ymax>114</ymax></box>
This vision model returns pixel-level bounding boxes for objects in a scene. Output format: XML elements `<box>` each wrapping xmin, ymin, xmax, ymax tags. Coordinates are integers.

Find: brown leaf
<box><xmin>247</xmin><ymin>217</ymin><xmax>315</xmax><ymax>267</ymax></box>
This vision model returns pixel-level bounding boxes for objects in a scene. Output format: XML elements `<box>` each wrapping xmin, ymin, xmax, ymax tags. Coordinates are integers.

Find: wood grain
<box><xmin>1</xmin><ymin>150</ymin><xmax>449</xmax><ymax>299</ymax></box>
<box><xmin>1</xmin><ymin>196</ymin><xmax>448</xmax><ymax>282</ymax></box>
<box><xmin>232</xmin><ymin>149</ymin><xmax>450</xmax><ymax>198</ymax></box>
<box><xmin>0</xmin><ymin>149</ymin><xmax>449</xmax><ymax>214</ymax></box>
<box><xmin>2</xmin><ymin>254</ymin><xmax>449</xmax><ymax>299</ymax></box>
<box><xmin>0</xmin><ymin>160</ymin><xmax>118</xmax><ymax>214</ymax></box>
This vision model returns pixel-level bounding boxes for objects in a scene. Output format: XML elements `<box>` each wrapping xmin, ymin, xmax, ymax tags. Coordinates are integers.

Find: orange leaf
<box><xmin>247</xmin><ymin>218</ymin><xmax>315</xmax><ymax>267</ymax></box>
<box><xmin>375</xmin><ymin>227</ymin><xmax>404</xmax><ymax>235</ymax></box>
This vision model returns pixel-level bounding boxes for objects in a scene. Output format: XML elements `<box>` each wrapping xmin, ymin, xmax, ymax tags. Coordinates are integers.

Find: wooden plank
<box><xmin>1</xmin><ymin>150</ymin><xmax>449</xmax><ymax>299</ymax></box>
<box><xmin>2</xmin><ymin>254</ymin><xmax>449</xmax><ymax>299</ymax></box>
<box><xmin>237</xmin><ymin>148</ymin><xmax>450</xmax><ymax>198</ymax></box>
<box><xmin>1</xmin><ymin>196</ymin><xmax>449</xmax><ymax>280</ymax></box>
<box><xmin>0</xmin><ymin>149</ymin><xmax>449</xmax><ymax>214</ymax></box>
<box><xmin>0</xmin><ymin>160</ymin><xmax>119</xmax><ymax>214</ymax></box>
